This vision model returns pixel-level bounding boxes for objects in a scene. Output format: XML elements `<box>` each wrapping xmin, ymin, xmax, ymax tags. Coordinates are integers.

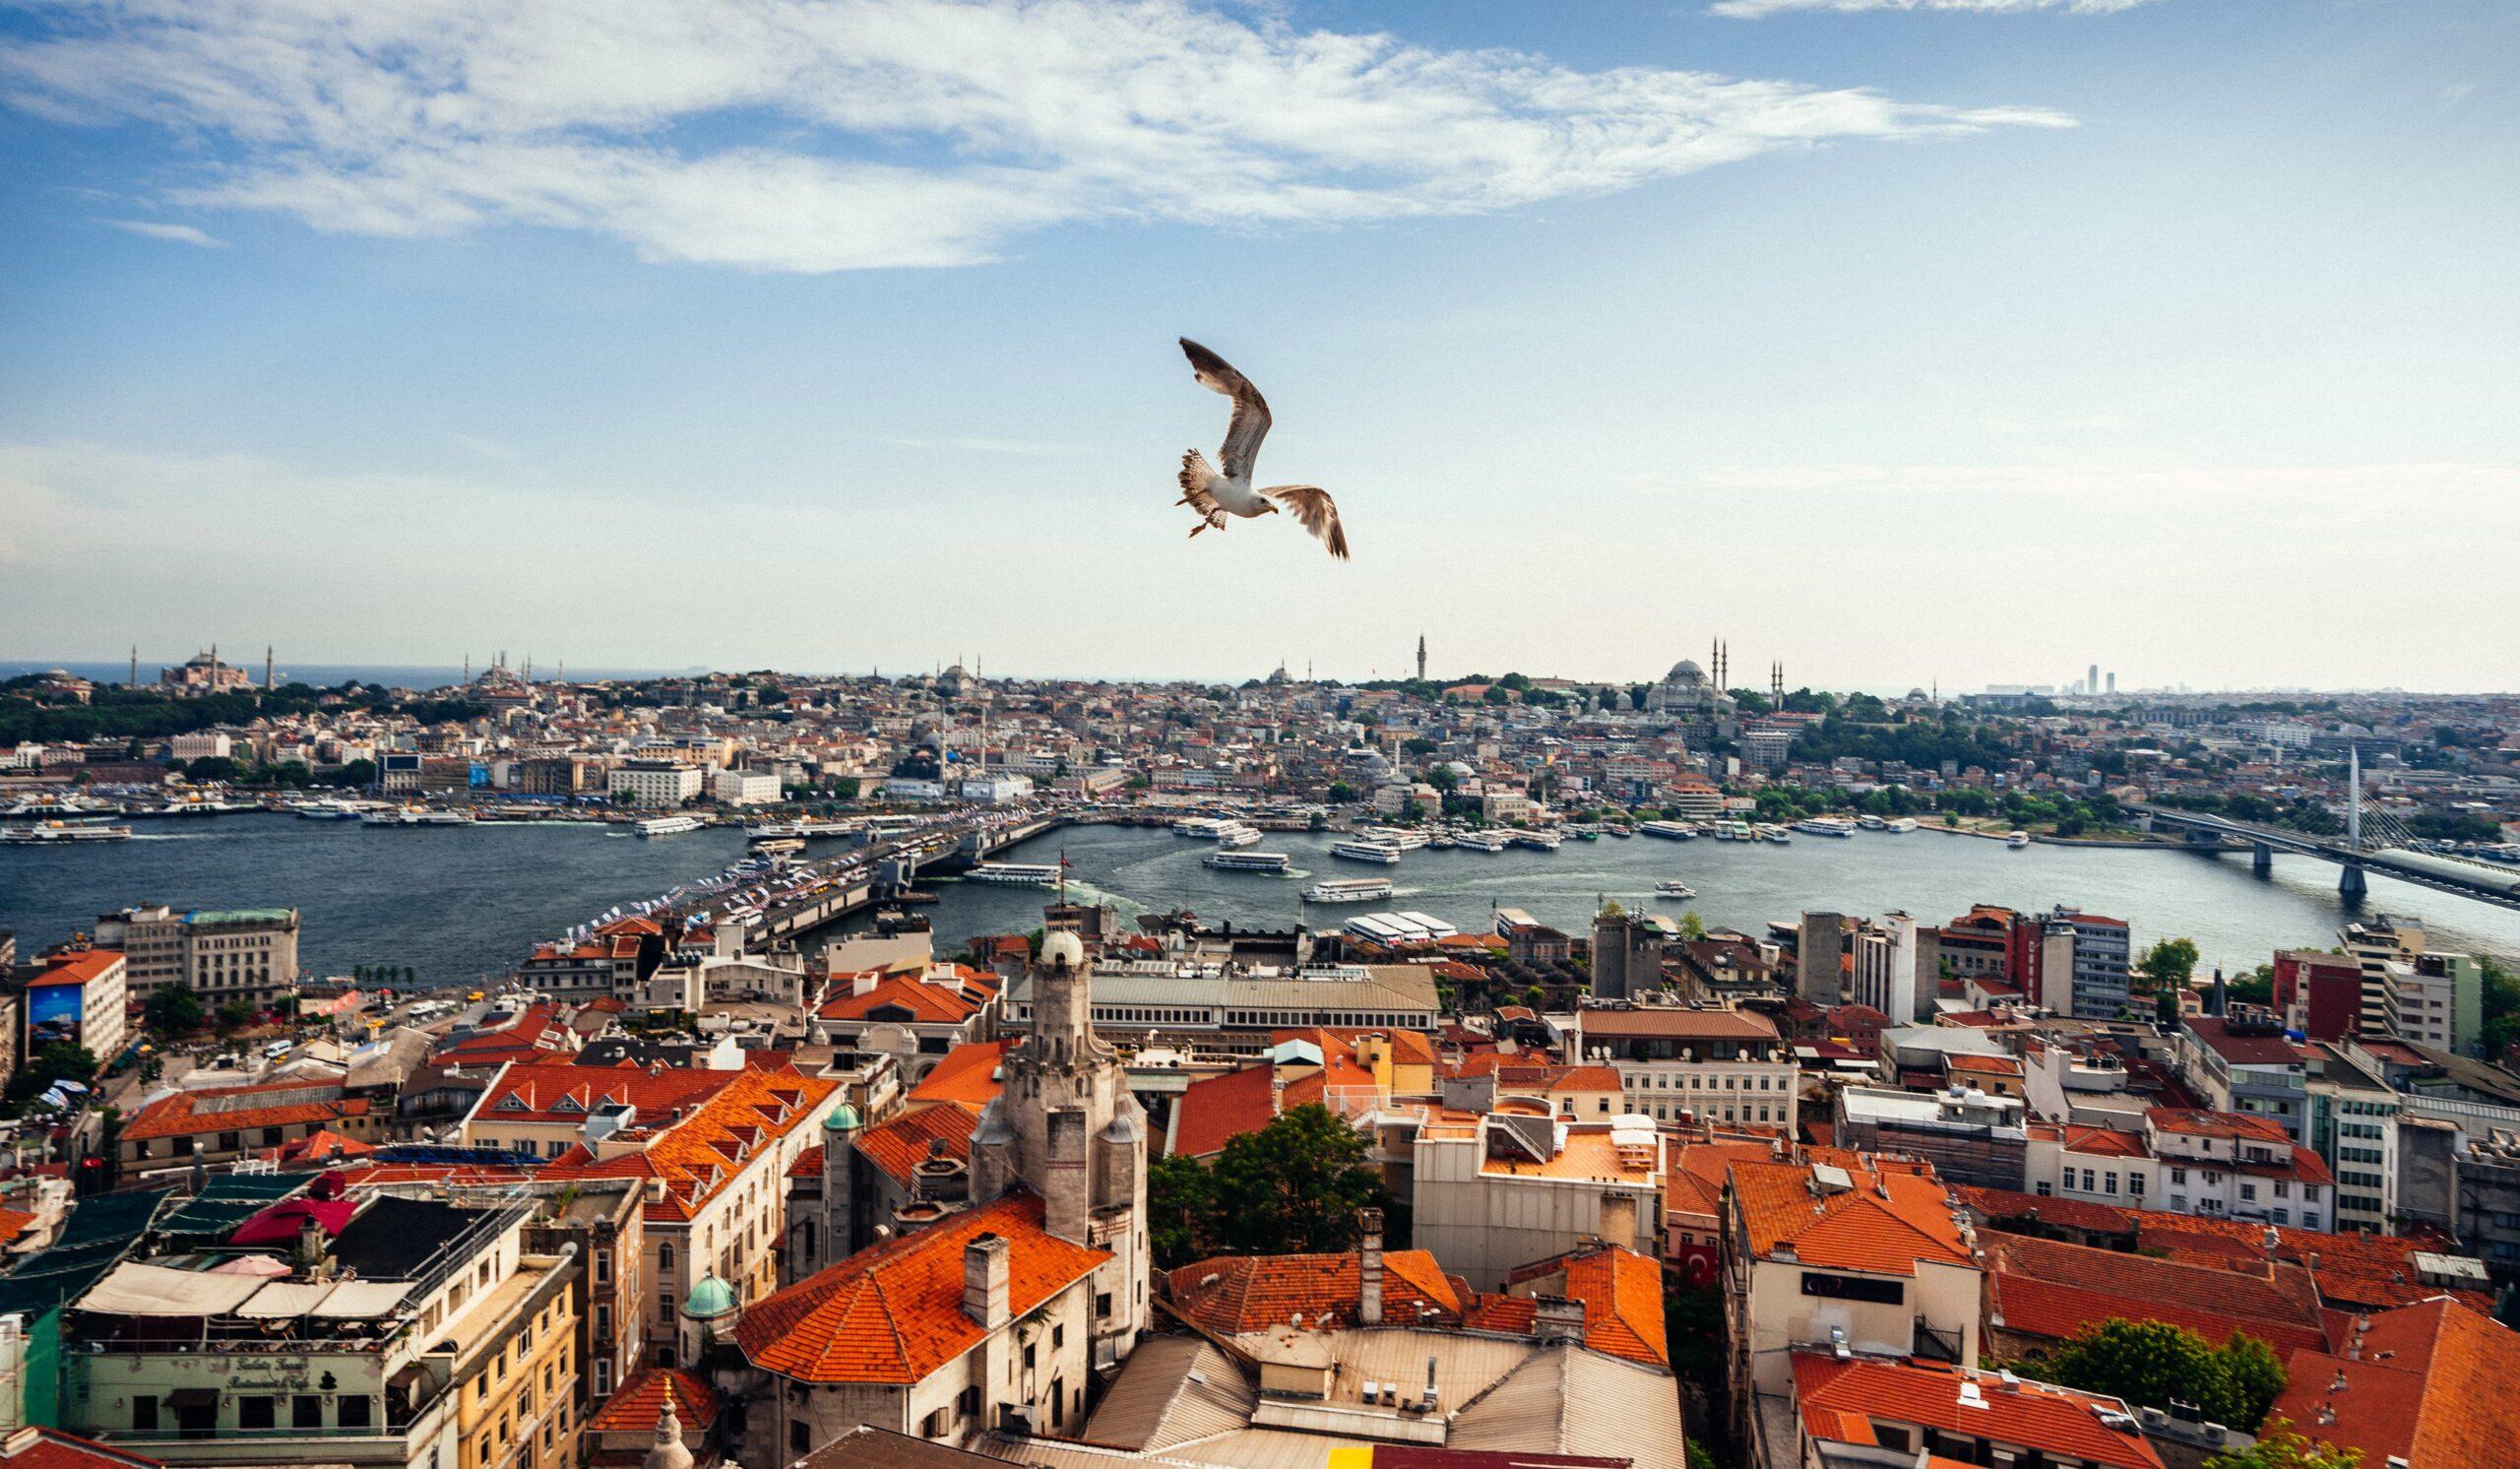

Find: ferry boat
<box><xmin>752</xmin><ymin>836</ymin><xmax>806</xmax><ymax>857</ymax></box>
<box><xmin>134</xmin><ymin>795</ymin><xmax>258</xmax><ymax>818</ymax></box>
<box><xmin>1451</xmin><ymin>830</ymin><xmax>1510</xmax><ymax>854</ymax></box>
<box><xmin>635</xmin><ymin>814</ymin><xmax>707</xmax><ymax>837</ymax></box>
<box><xmin>1794</xmin><ymin>816</ymin><xmax>1858</xmax><ymax>838</ymax></box>
<box><xmin>1510</xmin><ymin>830</ymin><xmax>1562</xmax><ymax>852</ymax></box>
<box><xmin>1638</xmin><ymin>820</ymin><xmax>1697</xmax><ymax>841</ymax></box>
<box><xmin>364</xmin><ymin>806</ymin><xmax>476</xmax><ymax>827</ymax></box>
<box><xmin>1</xmin><ymin>819</ymin><xmax>133</xmax><ymax>844</ymax></box>
<box><xmin>968</xmin><ymin>862</ymin><xmax>1062</xmax><ymax>885</ymax></box>
<box><xmin>1886</xmin><ymin>817</ymin><xmax>1920</xmax><ymax>834</ymax></box>
<box><xmin>1303</xmin><ymin>876</ymin><xmax>1395</xmax><ymax>904</ymax></box>
<box><xmin>1214</xmin><ymin>822</ymin><xmax>1265</xmax><ymax>849</ymax></box>
<box><xmin>1170</xmin><ymin>817</ymin><xmax>1229</xmax><ymax>839</ymax></box>
<box><xmin>1329</xmin><ymin>838</ymin><xmax>1403</xmax><ymax>864</ymax></box>
<box><xmin>1755</xmin><ymin>823</ymin><xmax>1793</xmax><ymax>844</ymax></box>
<box><xmin>293</xmin><ymin>798</ymin><xmax>371</xmax><ymax>820</ymax></box>
<box><xmin>1203</xmin><ymin>850</ymin><xmax>1292</xmax><ymax>874</ymax></box>
<box><xmin>1357</xmin><ymin>826</ymin><xmax>1430</xmax><ymax>851</ymax></box>
<box><xmin>1655</xmin><ymin>879</ymin><xmax>1697</xmax><ymax>899</ymax></box>
<box><xmin>1603</xmin><ymin>824</ymin><xmax>1633</xmax><ymax>838</ymax></box>
<box><xmin>745</xmin><ymin>821</ymin><xmax>810</xmax><ymax>840</ymax></box>
<box><xmin>1857</xmin><ymin>814</ymin><xmax>1887</xmax><ymax>831</ymax></box>
<box><xmin>2006</xmin><ymin>830</ymin><xmax>2032</xmax><ymax>849</ymax></box>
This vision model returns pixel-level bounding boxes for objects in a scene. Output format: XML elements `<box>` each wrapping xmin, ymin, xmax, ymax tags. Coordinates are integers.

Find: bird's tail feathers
<box><xmin>1176</xmin><ymin>449</ymin><xmax>1215</xmax><ymax>504</ymax></box>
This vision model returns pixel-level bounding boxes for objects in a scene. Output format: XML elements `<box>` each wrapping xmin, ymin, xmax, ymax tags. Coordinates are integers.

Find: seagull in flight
<box><xmin>1175</xmin><ymin>338</ymin><xmax>1349</xmax><ymax>559</ymax></box>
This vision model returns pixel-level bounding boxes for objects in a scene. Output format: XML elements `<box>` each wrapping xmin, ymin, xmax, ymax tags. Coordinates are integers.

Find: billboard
<box><xmin>28</xmin><ymin>984</ymin><xmax>83</xmax><ymax>1047</ymax></box>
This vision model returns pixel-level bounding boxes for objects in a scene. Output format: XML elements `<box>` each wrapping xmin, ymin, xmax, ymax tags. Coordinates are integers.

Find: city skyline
<box><xmin>4</xmin><ymin>0</ymin><xmax>2516</xmax><ymax>687</ymax></box>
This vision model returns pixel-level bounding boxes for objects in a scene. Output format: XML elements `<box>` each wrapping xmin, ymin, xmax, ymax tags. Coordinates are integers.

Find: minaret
<box><xmin>129</xmin><ymin>646</ymin><xmax>138</xmax><ymax>687</ymax></box>
<box><xmin>264</xmin><ymin>645</ymin><xmax>274</xmax><ymax>691</ymax></box>
<box><xmin>1416</xmin><ymin>633</ymin><xmax>1426</xmax><ymax>683</ymax></box>
<box><xmin>1772</xmin><ymin>662</ymin><xmax>1784</xmax><ymax>701</ymax></box>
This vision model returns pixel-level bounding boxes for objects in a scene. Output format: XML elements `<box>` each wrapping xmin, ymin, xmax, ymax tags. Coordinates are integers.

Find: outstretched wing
<box><xmin>1264</xmin><ymin>485</ymin><xmax>1349</xmax><ymax>560</ymax></box>
<box><xmin>1180</xmin><ymin>337</ymin><xmax>1271</xmax><ymax>481</ymax></box>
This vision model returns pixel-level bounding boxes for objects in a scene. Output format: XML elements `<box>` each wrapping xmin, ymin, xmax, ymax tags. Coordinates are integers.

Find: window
<box><xmin>293</xmin><ymin>1396</ymin><xmax>323</xmax><ymax>1430</ymax></box>
<box><xmin>1052</xmin><ymin>1324</ymin><xmax>1065</xmax><ymax>1350</ymax></box>
<box><xmin>1023</xmin><ymin>1342</ymin><xmax>1038</xmax><ymax>1370</ymax></box>
<box><xmin>595</xmin><ymin>1250</ymin><xmax>612</xmax><ymax>1285</ymax></box>
<box><xmin>133</xmin><ymin>1397</ymin><xmax>158</xmax><ymax>1433</ymax></box>
<box><xmin>240</xmin><ymin>1396</ymin><xmax>277</xmax><ymax>1431</ymax></box>
<box><xmin>658</xmin><ymin>1243</ymin><xmax>675</xmax><ymax>1271</ymax></box>
<box><xmin>959</xmin><ymin>1385</ymin><xmax>982</xmax><ymax>1418</ymax></box>
<box><xmin>339</xmin><ymin>1396</ymin><xmax>373</xmax><ymax>1429</ymax></box>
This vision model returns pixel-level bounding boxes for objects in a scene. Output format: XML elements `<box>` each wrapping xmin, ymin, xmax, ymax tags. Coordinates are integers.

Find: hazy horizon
<box><xmin>4</xmin><ymin>1</ymin><xmax>2513</xmax><ymax>689</ymax></box>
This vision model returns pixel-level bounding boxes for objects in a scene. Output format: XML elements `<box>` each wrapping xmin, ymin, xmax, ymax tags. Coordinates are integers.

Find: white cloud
<box><xmin>0</xmin><ymin>0</ymin><xmax>2071</xmax><ymax>272</ymax></box>
<box><xmin>1711</xmin><ymin>0</ymin><xmax>2158</xmax><ymax>17</ymax></box>
<box><xmin>96</xmin><ymin>217</ymin><xmax>223</xmax><ymax>246</ymax></box>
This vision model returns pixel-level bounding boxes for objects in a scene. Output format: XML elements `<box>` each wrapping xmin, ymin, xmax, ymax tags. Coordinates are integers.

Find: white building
<box><xmin>711</xmin><ymin>769</ymin><xmax>782</xmax><ymax>806</ymax></box>
<box><xmin>607</xmin><ymin>761</ymin><xmax>704</xmax><ymax>806</ymax></box>
<box><xmin>1411</xmin><ymin>1112</ymin><xmax>1661</xmax><ymax>1290</ymax></box>
<box><xmin>168</xmin><ymin>732</ymin><xmax>231</xmax><ymax>761</ymax></box>
<box><xmin>1851</xmin><ymin>912</ymin><xmax>1931</xmax><ymax>1025</ymax></box>
<box><xmin>2025</xmin><ymin>1107</ymin><xmax>2334</xmax><ymax>1231</ymax></box>
<box><xmin>1572</xmin><ymin>1007</ymin><xmax>1800</xmax><ymax>1132</ymax></box>
<box><xmin>955</xmin><ymin>773</ymin><xmax>1035</xmax><ymax>803</ymax></box>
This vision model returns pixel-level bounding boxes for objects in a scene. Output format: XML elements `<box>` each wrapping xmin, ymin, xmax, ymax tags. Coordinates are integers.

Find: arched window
<box><xmin>658</xmin><ymin>1243</ymin><xmax>675</xmax><ymax>1272</ymax></box>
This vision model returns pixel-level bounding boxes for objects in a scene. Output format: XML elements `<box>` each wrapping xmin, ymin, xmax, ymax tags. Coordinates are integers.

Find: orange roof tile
<box><xmin>538</xmin><ymin>1064</ymin><xmax>836</xmax><ymax>1223</ymax></box>
<box><xmin>123</xmin><ymin>1085</ymin><xmax>370</xmax><ymax>1142</ymax></box>
<box><xmin>1167</xmin><ymin>1064</ymin><xmax>1279</xmax><ymax>1159</ymax></box>
<box><xmin>1168</xmin><ymin>1249</ymin><xmax>1462</xmax><ymax>1334</ymax></box>
<box><xmin>851</xmin><ymin>1106</ymin><xmax>976</xmax><ymax>1189</ymax></box>
<box><xmin>2268</xmin><ymin>1298</ymin><xmax>2520</xmax><ymax>1468</ymax></box>
<box><xmin>1984</xmin><ymin>1234</ymin><xmax>2329</xmax><ymax>1357</ymax></box>
<box><xmin>819</xmin><ymin>976</ymin><xmax>983</xmax><ymax>1026</ymax></box>
<box><xmin>1794</xmin><ymin>1355</ymin><xmax>2160</xmax><ymax>1469</ymax></box>
<box><xmin>1493</xmin><ymin>1245</ymin><xmax>1669</xmax><ymax>1368</ymax></box>
<box><xmin>586</xmin><ymin>1368</ymin><xmax>721</xmax><ymax>1434</ymax></box>
<box><xmin>909</xmin><ymin>1041</ymin><xmax>1011</xmax><ymax>1110</ymax></box>
<box><xmin>1730</xmin><ymin>1160</ymin><xmax>1971</xmax><ymax>1276</ymax></box>
<box><xmin>474</xmin><ymin>1055</ymin><xmax>740</xmax><ymax>1124</ymax></box>
<box><xmin>737</xmin><ymin>1192</ymin><xmax>1105</xmax><ymax>1384</ymax></box>
<box><xmin>31</xmin><ymin>951</ymin><xmax>122</xmax><ymax>989</ymax></box>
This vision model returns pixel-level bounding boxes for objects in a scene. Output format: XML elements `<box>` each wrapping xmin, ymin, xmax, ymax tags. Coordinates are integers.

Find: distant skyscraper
<box><xmin>2088</xmin><ymin>664</ymin><xmax>2099</xmax><ymax>696</ymax></box>
<box><xmin>2106</xmin><ymin>671</ymin><xmax>2116</xmax><ymax>694</ymax></box>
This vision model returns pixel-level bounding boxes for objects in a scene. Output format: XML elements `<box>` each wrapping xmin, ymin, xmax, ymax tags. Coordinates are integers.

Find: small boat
<box><xmin>1655</xmin><ymin>879</ymin><xmax>1696</xmax><ymax>899</ymax></box>
<box><xmin>2006</xmin><ymin>830</ymin><xmax>2031</xmax><ymax>849</ymax></box>
<box><xmin>635</xmin><ymin>815</ymin><xmax>707</xmax><ymax>837</ymax></box>
<box><xmin>1639</xmin><ymin>820</ymin><xmax>1696</xmax><ymax>841</ymax></box>
<box><xmin>1</xmin><ymin>820</ymin><xmax>133</xmax><ymax>844</ymax></box>
<box><xmin>1886</xmin><ymin>817</ymin><xmax>1920</xmax><ymax>834</ymax></box>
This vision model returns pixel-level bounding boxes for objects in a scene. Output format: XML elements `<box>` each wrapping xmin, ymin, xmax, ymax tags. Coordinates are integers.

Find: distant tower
<box><xmin>464</xmin><ymin>654</ymin><xmax>471</xmax><ymax>682</ymax></box>
<box><xmin>129</xmin><ymin>646</ymin><xmax>138</xmax><ymax>687</ymax></box>
<box><xmin>970</xmin><ymin>929</ymin><xmax>1150</xmax><ymax>1362</ymax></box>
<box><xmin>1771</xmin><ymin>662</ymin><xmax>1784</xmax><ymax>701</ymax></box>
<box><xmin>264</xmin><ymin>645</ymin><xmax>274</xmax><ymax>691</ymax></box>
<box><xmin>1718</xmin><ymin>640</ymin><xmax>1729</xmax><ymax>690</ymax></box>
<box><xmin>2106</xmin><ymin>671</ymin><xmax>2116</xmax><ymax>695</ymax></box>
<box><xmin>1416</xmin><ymin>633</ymin><xmax>1426</xmax><ymax>683</ymax></box>
<box><xmin>2088</xmin><ymin>664</ymin><xmax>2099</xmax><ymax>696</ymax></box>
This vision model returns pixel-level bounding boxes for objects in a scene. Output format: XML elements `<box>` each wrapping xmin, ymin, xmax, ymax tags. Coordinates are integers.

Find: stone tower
<box><xmin>816</xmin><ymin>1100</ymin><xmax>861</xmax><ymax>1269</ymax></box>
<box><xmin>970</xmin><ymin>928</ymin><xmax>1150</xmax><ymax>1367</ymax></box>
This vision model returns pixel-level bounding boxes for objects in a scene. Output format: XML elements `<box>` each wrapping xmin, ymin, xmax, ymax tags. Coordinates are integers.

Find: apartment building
<box><xmin>93</xmin><ymin>905</ymin><xmax>301</xmax><ymax>1006</ymax></box>
<box><xmin>119</xmin><ymin>1081</ymin><xmax>387</xmax><ymax>1177</ymax></box>
<box><xmin>2026</xmin><ymin>1108</ymin><xmax>2335</xmax><ymax>1231</ymax></box>
<box><xmin>606</xmin><ymin>761</ymin><xmax>704</xmax><ymax>806</ymax></box>
<box><xmin>1410</xmin><ymin>1109</ymin><xmax>1662</xmax><ymax>1290</ymax></box>
<box><xmin>1570</xmin><ymin>1005</ymin><xmax>1799</xmax><ymax>1132</ymax></box>
<box><xmin>27</xmin><ymin>949</ymin><xmax>129</xmax><ymax>1066</ymax></box>
<box><xmin>2013</xmin><ymin>906</ymin><xmax>2131</xmax><ymax>1021</ymax></box>
<box><xmin>61</xmin><ymin>1189</ymin><xmax>580</xmax><ymax>1469</ymax></box>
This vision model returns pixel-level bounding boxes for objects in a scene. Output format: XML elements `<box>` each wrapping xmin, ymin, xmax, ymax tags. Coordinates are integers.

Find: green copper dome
<box><xmin>824</xmin><ymin>1102</ymin><xmax>861</xmax><ymax>1132</ymax></box>
<box><xmin>682</xmin><ymin>1273</ymin><xmax>738</xmax><ymax>1320</ymax></box>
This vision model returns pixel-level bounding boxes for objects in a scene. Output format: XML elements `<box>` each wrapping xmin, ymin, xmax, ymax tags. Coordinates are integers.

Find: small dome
<box><xmin>682</xmin><ymin>1273</ymin><xmax>739</xmax><ymax>1320</ymax></box>
<box><xmin>823</xmin><ymin>1102</ymin><xmax>861</xmax><ymax>1132</ymax></box>
<box><xmin>1040</xmin><ymin>929</ymin><xmax>1086</xmax><ymax>970</ymax></box>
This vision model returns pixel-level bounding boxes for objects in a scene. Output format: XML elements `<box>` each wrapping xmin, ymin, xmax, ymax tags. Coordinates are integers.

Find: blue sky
<box><xmin>1</xmin><ymin>0</ymin><xmax>2513</xmax><ymax>690</ymax></box>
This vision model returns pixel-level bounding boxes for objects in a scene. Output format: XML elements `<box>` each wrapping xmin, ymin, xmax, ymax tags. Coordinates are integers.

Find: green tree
<box><xmin>2204</xmin><ymin>1420</ymin><xmax>2362</xmax><ymax>1469</ymax></box>
<box><xmin>2479</xmin><ymin>955</ymin><xmax>2520</xmax><ymax>1057</ymax></box>
<box><xmin>1209</xmin><ymin>1104</ymin><xmax>1389</xmax><ymax>1256</ymax></box>
<box><xmin>7</xmin><ymin>1043</ymin><xmax>100</xmax><ymax>1102</ymax></box>
<box><xmin>2028</xmin><ymin>1318</ymin><xmax>2286</xmax><ymax>1431</ymax></box>
<box><xmin>831</xmin><ymin>777</ymin><xmax>860</xmax><ymax>800</ymax></box>
<box><xmin>1676</xmin><ymin>911</ymin><xmax>1708</xmax><ymax>941</ymax></box>
<box><xmin>1327</xmin><ymin>781</ymin><xmax>1356</xmax><ymax>803</ymax></box>
<box><xmin>216</xmin><ymin>1000</ymin><xmax>257</xmax><ymax>1034</ymax></box>
<box><xmin>2137</xmin><ymin>936</ymin><xmax>2201</xmax><ymax>994</ymax></box>
<box><xmin>183</xmin><ymin>754</ymin><xmax>245</xmax><ymax>783</ymax></box>
<box><xmin>333</xmin><ymin>758</ymin><xmax>377</xmax><ymax>787</ymax></box>
<box><xmin>1148</xmin><ymin>1151</ymin><xmax>1218</xmax><ymax>1269</ymax></box>
<box><xmin>145</xmin><ymin>985</ymin><xmax>205</xmax><ymax>1038</ymax></box>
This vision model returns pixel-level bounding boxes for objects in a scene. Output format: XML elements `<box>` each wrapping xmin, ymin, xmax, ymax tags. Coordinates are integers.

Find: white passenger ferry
<box><xmin>1203</xmin><ymin>850</ymin><xmax>1292</xmax><ymax>874</ymax></box>
<box><xmin>1638</xmin><ymin>820</ymin><xmax>1697</xmax><ymax>841</ymax></box>
<box><xmin>1303</xmin><ymin>876</ymin><xmax>1396</xmax><ymax>904</ymax></box>
<box><xmin>968</xmin><ymin>862</ymin><xmax>1062</xmax><ymax>885</ymax></box>
<box><xmin>1</xmin><ymin>819</ymin><xmax>133</xmax><ymax>844</ymax></box>
<box><xmin>1655</xmin><ymin>879</ymin><xmax>1696</xmax><ymax>898</ymax></box>
<box><xmin>1794</xmin><ymin>816</ymin><xmax>1858</xmax><ymax>838</ymax></box>
<box><xmin>1329</xmin><ymin>838</ymin><xmax>1403</xmax><ymax>864</ymax></box>
<box><xmin>634</xmin><ymin>814</ymin><xmax>707</xmax><ymax>837</ymax></box>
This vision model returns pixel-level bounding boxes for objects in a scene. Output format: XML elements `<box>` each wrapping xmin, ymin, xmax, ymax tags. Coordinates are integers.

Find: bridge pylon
<box><xmin>2339</xmin><ymin>862</ymin><xmax>2367</xmax><ymax>901</ymax></box>
<box><xmin>2252</xmin><ymin>842</ymin><xmax>2273</xmax><ymax>875</ymax></box>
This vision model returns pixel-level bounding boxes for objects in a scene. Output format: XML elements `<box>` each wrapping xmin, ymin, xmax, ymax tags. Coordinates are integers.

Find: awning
<box><xmin>236</xmin><ymin>1281</ymin><xmax>337</xmax><ymax>1318</ymax></box>
<box><xmin>165</xmin><ymin>1388</ymin><xmax>220</xmax><ymax>1410</ymax></box>
<box><xmin>312</xmin><ymin>1281</ymin><xmax>411</xmax><ymax>1318</ymax></box>
<box><xmin>228</xmin><ymin>1198</ymin><xmax>357</xmax><ymax>1248</ymax></box>
<box><xmin>209</xmin><ymin>1254</ymin><xmax>293</xmax><ymax>1278</ymax></box>
<box><xmin>79</xmin><ymin>1262</ymin><xmax>264</xmax><ymax>1316</ymax></box>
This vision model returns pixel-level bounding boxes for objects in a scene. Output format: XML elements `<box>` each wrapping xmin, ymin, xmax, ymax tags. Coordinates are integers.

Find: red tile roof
<box><xmin>1984</xmin><ymin>1233</ymin><xmax>2330</xmax><ymax>1357</ymax></box>
<box><xmin>1167</xmin><ymin>1064</ymin><xmax>1279</xmax><ymax>1160</ymax></box>
<box><xmin>537</xmin><ymin>1065</ymin><xmax>836</xmax><ymax>1223</ymax></box>
<box><xmin>737</xmin><ymin>1192</ymin><xmax>1106</xmax><ymax>1384</ymax></box>
<box><xmin>1167</xmin><ymin>1249</ymin><xmax>1463</xmax><ymax>1334</ymax></box>
<box><xmin>0</xmin><ymin>1428</ymin><xmax>166</xmax><ymax>1469</ymax></box>
<box><xmin>851</xmin><ymin>1106</ymin><xmax>977</xmax><ymax>1189</ymax></box>
<box><xmin>31</xmin><ymin>951</ymin><xmax>122</xmax><ymax>989</ymax></box>
<box><xmin>908</xmin><ymin>1041</ymin><xmax>1010</xmax><ymax>1111</ymax></box>
<box><xmin>1730</xmin><ymin>1161</ymin><xmax>1972</xmax><ymax>1276</ymax></box>
<box><xmin>585</xmin><ymin>1368</ymin><xmax>721</xmax><ymax>1434</ymax></box>
<box><xmin>1495</xmin><ymin>1245</ymin><xmax>1668</xmax><ymax>1368</ymax></box>
<box><xmin>1793</xmin><ymin>1355</ymin><xmax>2161</xmax><ymax>1469</ymax></box>
<box><xmin>123</xmin><ymin>1084</ymin><xmax>370</xmax><ymax>1142</ymax></box>
<box><xmin>818</xmin><ymin>975</ymin><xmax>984</xmax><ymax>1025</ymax></box>
<box><xmin>2268</xmin><ymin>1298</ymin><xmax>2520</xmax><ymax>1468</ymax></box>
<box><xmin>473</xmin><ymin>1055</ymin><xmax>740</xmax><ymax>1124</ymax></box>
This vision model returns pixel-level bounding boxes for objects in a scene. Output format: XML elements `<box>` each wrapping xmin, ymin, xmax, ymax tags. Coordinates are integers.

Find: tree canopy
<box><xmin>2204</xmin><ymin>1420</ymin><xmax>2362</xmax><ymax>1469</ymax></box>
<box><xmin>1150</xmin><ymin>1104</ymin><xmax>1390</xmax><ymax>1265</ymax></box>
<box><xmin>2023</xmin><ymin>1317</ymin><xmax>2287</xmax><ymax>1432</ymax></box>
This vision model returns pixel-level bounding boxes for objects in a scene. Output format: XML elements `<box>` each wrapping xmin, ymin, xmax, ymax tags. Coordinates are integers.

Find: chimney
<box><xmin>1598</xmin><ymin>1190</ymin><xmax>1638</xmax><ymax>1248</ymax></box>
<box><xmin>1533</xmin><ymin>1295</ymin><xmax>1587</xmax><ymax>1344</ymax></box>
<box><xmin>1358</xmin><ymin>1207</ymin><xmax>1385</xmax><ymax>1326</ymax></box>
<box><xmin>852</xmin><ymin>972</ymin><xmax>878</xmax><ymax>997</ymax></box>
<box><xmin>963</xmin><ymin>1233</ymin><xmax>1011</xmax><ymax>1330</ymax></box>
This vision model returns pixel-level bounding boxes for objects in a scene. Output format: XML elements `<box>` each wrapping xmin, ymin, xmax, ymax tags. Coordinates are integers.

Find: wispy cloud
<box><xmin>95</xmin><ymin>217</ymin><xmax>223</xmax><ymax>246</ymax></box>
<box><xmin>887</xmin><ymin>436</ymin><xmax>1102</xmax><ymax>458</ymax></box>
<box><xmin>1711</xmin><ymin>0</ymin><xmax>2159</xmax><ymax>18</ymax></box>
<box><xmin>0</xmin><ymin>0</ymin><xmax>2071</xmax><ymax>273</ymax></box>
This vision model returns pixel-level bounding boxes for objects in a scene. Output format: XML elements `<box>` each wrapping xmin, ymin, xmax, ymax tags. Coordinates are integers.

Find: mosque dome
<box><xmin>682</xmin><ymin>1273</ymin><xmax>739</xmax><ymax>1321</ymax></box>
<box><xmin>1665</xmin><ymin>660</ymin><xmax>1705</xmax><ymax>684</ymax></box>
